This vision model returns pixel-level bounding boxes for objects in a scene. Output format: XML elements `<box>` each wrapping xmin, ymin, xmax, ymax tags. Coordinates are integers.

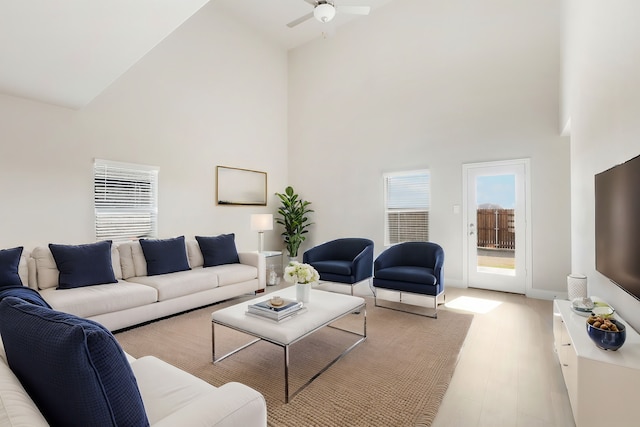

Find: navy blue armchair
<box><xmin>373</xmin><ymin>242</ymin><xmax>444</xmax><ymax>318</ymax></box>
<box><xmin>302</xmin><ymin>238</ymin><xmax>374</xmax><ymax>295</ymax></box>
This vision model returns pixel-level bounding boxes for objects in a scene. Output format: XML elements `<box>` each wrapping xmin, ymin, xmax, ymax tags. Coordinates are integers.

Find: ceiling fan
<box><xmin>287</xmin><ymin>0</ymin><xmax>371</xmax><ymax>28</ymax></box>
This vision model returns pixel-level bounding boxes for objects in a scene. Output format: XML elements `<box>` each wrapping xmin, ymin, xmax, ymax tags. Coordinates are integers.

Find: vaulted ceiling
<box><xmin>0</xmin><ymin>0</ymin><xmax>395</xmax><ymax>110</ymax></box>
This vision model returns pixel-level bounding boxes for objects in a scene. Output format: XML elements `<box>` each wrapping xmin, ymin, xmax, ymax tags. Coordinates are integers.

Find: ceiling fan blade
<box><xmin>287</xmin><ymin>12</ymin><xmax>314</xmax><ymax>28</ymax></box>
<box><xmin>337</xmin><ymin>6</ymin><xmax>371</xmax><ymax>16</ymax></box>
<box><xmin>304</xmin><ymin>0</ymin><xmax>317</xmax><ymax>5</ymax></box>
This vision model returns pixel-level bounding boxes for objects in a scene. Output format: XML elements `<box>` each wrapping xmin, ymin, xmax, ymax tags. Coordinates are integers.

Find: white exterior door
<box><xmin>463</xmin><ymin>160</ymin><xmax>530</xmax><ymax>294</ymax></box>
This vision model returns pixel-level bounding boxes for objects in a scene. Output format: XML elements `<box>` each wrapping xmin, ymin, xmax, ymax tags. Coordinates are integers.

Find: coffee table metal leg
<box><xmin>361</xmin><ymin>304</ymin><xmax>367</xmax><ymax>341</ymax></box>
<box><xmin>212</xmin><ymin>321</ymin><xmax>261</xmax><ymax>363</ymax></box>
<box><xmin>211</xmin><ymin>321</ymin><xmax>216</xmax><ymax>362</ymax></box>
<box><xmin>285</xmin><ymin>304</ymin><xmax>367</xmax><ymax>403</ymax></box>
<box><xmin>284</xmin><ymin>345</ymin><xmax>290</xmax><ymax>403</ymax></box>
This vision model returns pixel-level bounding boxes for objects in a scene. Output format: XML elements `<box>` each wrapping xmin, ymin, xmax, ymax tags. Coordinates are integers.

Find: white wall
<box><xmin>565</xmin><ymin>0</ymin><xmax>640</xmax><ymax>331</ymax></box>
<box><xmin>288</xmin><ymin>0</ymin><xmax>570</xmax><ymax>296</ymax></box>
<box><xmin>0</xmin><ymin>2</ymin><xmax>288</xmax><ymax>252</ymax></box>
<box><xmin>0</xmin><ymin>0</ymin><xmax>574</xmax><ymax>299</ymax></box>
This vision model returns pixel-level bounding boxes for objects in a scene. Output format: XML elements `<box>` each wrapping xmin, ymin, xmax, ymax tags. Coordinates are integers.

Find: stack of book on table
<box><xmin>246</xmin><ymin>298</ymin><xmax>306</xmax><ymax>322</ymax></box>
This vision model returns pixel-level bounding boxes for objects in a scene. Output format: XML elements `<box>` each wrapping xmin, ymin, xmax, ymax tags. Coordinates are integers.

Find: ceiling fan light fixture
<box><xmin>314</xmin><ymin>2</ymin><xmax>336</xmax><ymax>23</ymax></box>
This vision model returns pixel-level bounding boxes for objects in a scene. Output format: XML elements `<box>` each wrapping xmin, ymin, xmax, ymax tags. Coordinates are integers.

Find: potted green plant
<box><xmin>275</xmin><ymin>186</ymin><xmax>314</xmax><ymax>259</ymax></box>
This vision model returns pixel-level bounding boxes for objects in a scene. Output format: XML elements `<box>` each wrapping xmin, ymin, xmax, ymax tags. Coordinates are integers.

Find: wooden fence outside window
<box><xmin>476</xmin><ymin>209</ymin><xmax>515</xmax><ymax>250</ymax></box>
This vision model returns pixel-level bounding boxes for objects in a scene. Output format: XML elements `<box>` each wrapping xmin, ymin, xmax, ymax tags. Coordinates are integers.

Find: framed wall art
<box><xmin>216</xmin><ymin>166</ymin><xmax>267</xmax><ymax>206</ymax></box>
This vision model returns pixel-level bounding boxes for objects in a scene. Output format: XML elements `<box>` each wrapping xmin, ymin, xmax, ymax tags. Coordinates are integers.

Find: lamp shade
<box><xmin>314</xmin><ymin>3</ymin><xmax>336</xmax><ymax>23</ymax></box>
<box><xmin>251</xmin><ymin>214</ymin><xmax>273</xmax><ymax>231</ymax></box>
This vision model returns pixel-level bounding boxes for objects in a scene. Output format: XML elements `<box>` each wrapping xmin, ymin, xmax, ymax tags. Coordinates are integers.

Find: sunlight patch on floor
<box><xmin>477</xmin><ymin>266</ymin><xmax>516</xmax><ymax>276</ymax></box>
<box><xmin>445</xmin><ymin>296</ymin><xmax>502</xmax><ymax>314</ymax></box>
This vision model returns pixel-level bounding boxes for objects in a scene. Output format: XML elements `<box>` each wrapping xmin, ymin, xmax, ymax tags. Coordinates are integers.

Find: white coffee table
<box><xmin>211</xmin><ymin>287</ymin><xmax>366</xmax><ymax>403</ymax></box>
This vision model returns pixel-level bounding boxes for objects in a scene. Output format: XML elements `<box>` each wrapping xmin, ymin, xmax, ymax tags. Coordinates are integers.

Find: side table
<box><xmin>260</xmin><ymin>250</ymin><xmax>282</xmax><ymax>285</ymax></box>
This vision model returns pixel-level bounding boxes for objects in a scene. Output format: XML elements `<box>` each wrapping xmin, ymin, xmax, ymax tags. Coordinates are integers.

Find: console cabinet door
<box><xmin>559</xmin><ymin>321</ymin><xmax>577</xmax><ymax>419</ymax></box>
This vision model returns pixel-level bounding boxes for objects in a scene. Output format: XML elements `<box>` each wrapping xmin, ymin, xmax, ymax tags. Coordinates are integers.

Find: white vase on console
<box><xmin>567</xmin><ymin>274</ymin><xmax>587</xmax><ymax>301</ymax></box>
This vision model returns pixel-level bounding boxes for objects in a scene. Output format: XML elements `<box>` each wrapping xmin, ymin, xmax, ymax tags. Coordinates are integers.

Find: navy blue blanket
<box><xmin>0</xmin><ymin>286</ymin><xmax>51</xmax><ymax>308</ymax></box>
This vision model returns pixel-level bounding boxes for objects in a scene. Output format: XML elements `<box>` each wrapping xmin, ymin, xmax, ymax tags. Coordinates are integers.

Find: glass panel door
<box><xmin>464</xmin><ymin>161</ymin><xmax>528</xmax><ymax>294</ymax></box>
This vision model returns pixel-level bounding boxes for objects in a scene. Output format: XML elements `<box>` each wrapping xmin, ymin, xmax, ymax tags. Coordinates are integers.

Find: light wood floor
<box><xmin>345</xmin><ymin>282</ymin><xmax>576</xmax><ymax>427</ymax></box>
<box><xmin>269</xmin><ymin>281</ymin><xmax>575</xmax><ymax>426</ymax></box>
<box><xmin>430</xmin><ymin>286</ymin><xmax>575</xmax><ymax>427</ymax></box>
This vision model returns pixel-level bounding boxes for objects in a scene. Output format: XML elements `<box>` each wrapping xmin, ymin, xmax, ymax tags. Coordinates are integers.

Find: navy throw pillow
<box><xmin>49</xmin><ymin>241</ymin><xmax>117</xmax><ymax>289</ymax></box>
<box><xmin>139</xmin><ymin>236</ymin><xmax>190</xmax><ymax>276</ymax></box>
<box><xmin>196</xmin><ymin>234</ymin><xmax>240</xmax><ymax>267</ymax></box>
<box><xmin>0</xmin><ymin>287</ymin><xmax>51</xmax><ymax>308</ymax></box>
<box><xmin>0</xmin><ymin>297</ymin><xmax>149</xmax><ymax>427</ymax></box>
<box><xmin>0</xmin><ymin>246</ymin><xmax>23</xmax><ymax>288</ymax></box>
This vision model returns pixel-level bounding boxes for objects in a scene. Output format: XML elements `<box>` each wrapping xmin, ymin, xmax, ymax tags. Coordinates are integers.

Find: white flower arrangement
<box><xmin>284</xmin><ymin>261</ymin><xmax>320</xmax><ymax>284</ymax></box>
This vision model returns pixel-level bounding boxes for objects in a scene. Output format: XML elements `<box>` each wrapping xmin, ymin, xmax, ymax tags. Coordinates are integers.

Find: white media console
<box><xmin>553</xmin><ymin>299</ymin><xmax>640</xmax><ymax>427</ymax></box>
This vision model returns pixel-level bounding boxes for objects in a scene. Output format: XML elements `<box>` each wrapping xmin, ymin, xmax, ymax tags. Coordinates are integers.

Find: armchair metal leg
<box><xmin>373</xmin><ymin>290</ymin><xmax>444</xmax><ymax>319</ymax></box>
<box><xmin>368</xmin><ymin>278</ymin><xmax>376</xmax><ymax>297</ymax></box>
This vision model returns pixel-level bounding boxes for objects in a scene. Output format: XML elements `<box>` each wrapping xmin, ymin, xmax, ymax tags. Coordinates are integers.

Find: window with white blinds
<box><xmin>94</xmin><ymin>159</ymin><xmax>159</xmax><ymax>242</ymax></box>
<box><xmin>384</xmin><ymin>170</ymin><xmax>430</xmax><ymax>245</ymax></box>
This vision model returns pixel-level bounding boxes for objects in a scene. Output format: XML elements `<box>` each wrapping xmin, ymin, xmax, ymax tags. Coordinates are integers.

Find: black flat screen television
<box><xmin>595</xmin><ymin>153</ymin><xmax>640</xmax><ymax>302</ymax></box>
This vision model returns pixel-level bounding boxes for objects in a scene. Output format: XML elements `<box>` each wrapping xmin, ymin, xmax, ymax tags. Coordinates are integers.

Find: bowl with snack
<box><xmin>269</xmin><ymin>296</ymin><xmax>285</xmax><ymax>307</ymax></box>
<box><xmin>586</xmin><ymin>315</ymin><xmax>626</xmax><ymax>351</ymax></box>
<box><xmin>591</xmin><ymin>306</ymin><xmax>615</xmax><ymax>318</ymax></box>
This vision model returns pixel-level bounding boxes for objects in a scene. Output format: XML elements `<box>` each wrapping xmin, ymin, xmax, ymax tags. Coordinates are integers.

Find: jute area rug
<box><xmin>115</xmin><ymin>295</ymin><xmax>473</xmax><ymax>427</ymax></box>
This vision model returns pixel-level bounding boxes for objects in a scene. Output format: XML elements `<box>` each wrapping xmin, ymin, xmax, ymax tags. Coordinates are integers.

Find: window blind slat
<box><xmin>94</xmin><ymin>160</ymin><xmax>158</xmax><ymax>242</ymax></box>
<box><xmin>384</xmin><ymin>170</ymin><xmax>430</xmax><ymax>245</ymax></box>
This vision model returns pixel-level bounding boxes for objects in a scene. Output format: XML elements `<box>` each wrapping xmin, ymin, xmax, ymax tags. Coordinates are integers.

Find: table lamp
<box><xmin>250</xmin><ymin>214</ymin><xmax>273</xmax><ymax>253</ymax></box>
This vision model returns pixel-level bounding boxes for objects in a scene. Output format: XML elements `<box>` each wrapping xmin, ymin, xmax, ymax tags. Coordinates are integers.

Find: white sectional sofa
<box><xmin>0</xmin><ymin>237</ymin><xmax>269</xmax><ymax>426</ymax></box>
<box><xmin>0</xmin><ymin>301</ymin><xmax>267</xmax><ymax>427</ymax></box>
<box><xmin>0</xmin><ymin>345</ymin><xmax>267</xmax><ymax>427</ymax></box>
<box><xmin>26</xmin><ymin>238</ymin><xmax>265</xmax><ymax>331</ymax></box>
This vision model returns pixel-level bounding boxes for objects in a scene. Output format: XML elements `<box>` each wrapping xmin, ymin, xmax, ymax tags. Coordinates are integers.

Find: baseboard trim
<box><xmin>527</xmin><ymin>288</ymin><xmax>567</xmax><ymax>301</ymax></box>
<box><xmin>444</xmin><ymin>279</ymin><xmax>567</xmax><ymax>301</ymax></box>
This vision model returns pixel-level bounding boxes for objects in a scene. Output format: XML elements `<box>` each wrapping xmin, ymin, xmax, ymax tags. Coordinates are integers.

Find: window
<box><xmin>94</xmin><ymin>159</ymin><xmax>159</xmax><ymax>242</ymax></box>
<box><xmin>384</xmin><ymin>170</ymin><xmax>430</xmax><ymax>245</ymax></box>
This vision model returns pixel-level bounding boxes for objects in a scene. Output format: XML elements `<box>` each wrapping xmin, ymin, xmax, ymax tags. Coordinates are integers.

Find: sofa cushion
<box><xmin>125</xmin><ymin>268</ymin><xmax>218</xmax><ymax>301</ymax></box>
<box><xmin>196</xmin><ymin>234</ymin><xmax>240</xmax><ymax>267</ymax></box>
<box><xmin>31</xmin><ymin>245</ymin><xmax>121</xmax><ymax>290</ymax></box>
<box><xmin>110</xmin><ymin>245</ymin><xmax>123</xmax><ymax>281</ymax></box>
<box><xmin>0</xmin><ymin>247</ymin><xmax>23</xmax><ymax>288</ymax></box>
<box><xmin>49</xmin><ymin>241</ymin><xmax>118</xmax><ymax>289</ymax></box>
<box><xmin>18</xmin><ymin>249</ymin><xmax>29</xmax><ymax>288</ymax></box>
<box><xmin>116</xmin><ymin>241</ymin><xmax>139</xmax><ymax>279</ymax></box>
<box><xmin>0</xmin><ymin>297</ymin><xmax>149</xmax><ymax>427</ymax></box>
<box><xmin>375</xmin><ymin>266</ymin><xmax>437</xmax><ymax>285</ymax></box>
<box><xmin>0</xmin><ymin>359</ymin><xmax>49</xmax><ymax>427</ymax></box>
<box><xmin>39</xmin><ymin>281</ymin><xmax>158</xmax><ymax>319</ymax></box>
<box><xmin>0</xmin><ymin>287</ymin><xmax>51</xmax><ymax>308</ymax></box>
<box><xmin>131</xmin><ymin>241</ymin><xmax>148</xmax><ymax>277</ymax></box>
<box><xmin>129</xmin><ymin>356</ymin><xmax>217</xmax><ymax>425</ymax></box>
<box><xmin>29</xmin><ymin>247</ymin><xmax>59</xmax><ymax>290</ymax></box>
<box><xmin>214</xmin><ymin>263</ymin><xmax>259</xmax><ymax>287</ymax></box>
<box><xmin>139</xmin><ymin>236</ymin><xmax>190</xmax><ymax>276</ymax></box>
<box><xmin>186</xmin><ymin>240</ymin><xmax>204</xmax><ymax>268</ymax></box>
